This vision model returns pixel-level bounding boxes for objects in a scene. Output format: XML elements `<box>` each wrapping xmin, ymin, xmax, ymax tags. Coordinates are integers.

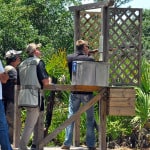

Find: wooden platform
<box><xmin>13</xmin><ymin>146</ymin><xmax>93</xmax><ymax>150</ymax></box>
<box><xmin>14</xmin><ymin>85</ymin><xmax>136</xmax><ymax>150</ymax></box>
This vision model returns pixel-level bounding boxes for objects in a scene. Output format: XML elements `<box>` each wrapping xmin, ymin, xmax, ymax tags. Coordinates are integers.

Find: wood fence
<box><xmin>13</xmin><ymin>85</ymin><xmax>135</xmax><ymax>150</ymax></box>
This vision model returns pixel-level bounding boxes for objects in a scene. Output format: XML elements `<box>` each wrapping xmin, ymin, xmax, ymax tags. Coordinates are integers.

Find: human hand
<box><xmin>88</xmin><ymin>49</ymin><xmax>98</xmax><ymax>54</ymax></box>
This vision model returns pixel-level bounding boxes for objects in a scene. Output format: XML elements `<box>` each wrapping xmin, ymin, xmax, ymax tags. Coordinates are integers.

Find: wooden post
<box><xmin>13</xmin><ymin>85</ymin><xmax>21</xmax><ymax>148</ymax></box>
<box><xmin>74</xmin><ymin>10</ymin><xmax>80</xmax><ymax>51</ymax></box>
<box><xmin>36</xmin><ymin>111</ymin><xmax>44</xmax><ymax>150</ymax></box>
<box><xmin>39</xmin><ymin>92</ymin><xmax>102</xmax><ymax>149</ymax></box>
<box><xmin>73</xmin><ymin>119</ymin><xmax>80</xmax><ymax>146</ymax></box>
<box><xmin>101</xmin><ymin>6</ymin><xmax>109</xmax><ymax>62</ymax></box>
<box><xmin>99</xmin><ymin>88</ymin><xmax>108</xmax><ymax>150</ymax></box>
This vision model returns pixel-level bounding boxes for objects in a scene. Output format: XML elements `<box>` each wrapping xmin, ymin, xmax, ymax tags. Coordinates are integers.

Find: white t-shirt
<box><xmin>0</xmin><ymin>60</ymin><xmax>4</xmax><ymax>100</ymax></box>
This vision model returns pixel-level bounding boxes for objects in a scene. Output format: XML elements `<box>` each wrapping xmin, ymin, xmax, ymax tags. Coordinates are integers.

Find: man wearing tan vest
<box><xmin>18</xmin><ymin>43</ymin><xmax>52</xmax><ymax>150</ymax></box>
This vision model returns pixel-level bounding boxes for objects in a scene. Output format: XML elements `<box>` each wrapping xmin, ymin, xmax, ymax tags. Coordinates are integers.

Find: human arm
<box><xmin>42</xmin><ymin>77</ymin><xmax>52</xmax><ymax>86</ymax></box>
<box><xmin>0</xmin><ymin>72</ymin><xmax>9</xmax><ymax>83</ymax></box>
<box><xmin>0</xmin><ymin>60</ymin><xmax>9</xmax><ymax>83</ymax></box>
<box><xmin>88</xmin><ymin>49</ymin><xmax>98</xmax><ymax>54</ymax></box>
<box><xmin>37</xmin><ymin>60</ymin><xmax>52</xmax><ymax>87</ymax></box>
<box><xmin>6</xmin><ymin>68</ymin><xmax>17</xmax><ymax>84</ymax></box>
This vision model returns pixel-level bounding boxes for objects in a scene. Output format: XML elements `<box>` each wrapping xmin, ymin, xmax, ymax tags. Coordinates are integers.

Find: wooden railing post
<box><xmin>99</xmin><ymin>88</ymin><xmax>108</xmax><ymax>150</ymax></box>
<box><xmin>36</xmin><ymin>111</ymin><xmax>44</xmax><ymax>150</ymax></box>
<box><xmin>73</xmin><ymin>119</ymin><xmax>80</xmax><ymax>146</ymax></box>
<box><xmin>13</xmin><ymin>85</ymin><xmax>21</xmax><ymax>148</ymax></box>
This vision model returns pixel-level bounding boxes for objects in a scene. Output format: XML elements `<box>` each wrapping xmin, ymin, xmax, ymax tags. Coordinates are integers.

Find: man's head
<box><xmin>5</xmin><ymin>50</ymin><xmax>22</xmax><ymax>65</ymax></box>
<box><xmin>76</xmin><ymin>40</ymin><xmax>89</xmax><ymax>54</ymax></box>
<box><xmin>26</xmin><ymin>43</ymin><xmax>42</xmax><ymax>57</ymax></box>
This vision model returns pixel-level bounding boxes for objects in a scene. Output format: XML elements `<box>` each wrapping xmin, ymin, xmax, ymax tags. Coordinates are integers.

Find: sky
<box><xmin>82</xmin><ymin>0</ymin><xmax>150</xmax><ymax>9</ymax></box>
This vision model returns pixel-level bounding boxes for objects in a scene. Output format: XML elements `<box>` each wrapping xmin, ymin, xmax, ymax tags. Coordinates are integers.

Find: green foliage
<box><xmin>0</xmin><ymin>0</ymin><xmax>40</xmax><ymax>58</ymax></box>
<box><xmin>93</xmin><ymin>0</ymin><xmax>133</xmax><ymax>8</ymax></box>
<box><xmin>48</xmin><ymin>101</ymin><xmax>68</xmax><ymax>146</ymax></box>
<box><xmin>132</xmin><ymin>87</ymin><xmax>150</xmax><ymax>129</ymax></box>
<box><xmin>142</xmin><ymin>9</ymin><xmax>150</xmax><ymax>60</ymax></box>
<box><xmin>114</xmin><ymin>0</ymin><xmax>133</xmax><ymax>7</ymax></box>
<box><xmin>131</xmin><ymin>58</ymin><xmax>150</xmax><ymax>130</ymax></box>
<box><xmin>106</xmin><ymin>58</ymin><xmax>150</xmax><ymax>144</ymax></box>
<box><xmin>107</xmin><ymin>116</ymin><xmax>132</xmax><ymax>140</ymax></box>
<box><xmin>21</xmin><ymin>0</ymin><xmax>75</xmax><ymax>52</ymax></box>
<box><xmin>0</xmin><ymin>0</ymin><xmax>76</xmax><ymax>60</ymax></box>
<box><xmin>45</xmin><ymin>49</ymin><xmax>70</xmax><ymax>83</ymax></box>
<box><xmin>140</xmin><ymin>58</ymin><xmax>150</xmax><ymax>93</ymax></box>
<box><xmin>44</xmin><ymin>49</ymin><xmax>70</xmax><ymax>145</ymax></box>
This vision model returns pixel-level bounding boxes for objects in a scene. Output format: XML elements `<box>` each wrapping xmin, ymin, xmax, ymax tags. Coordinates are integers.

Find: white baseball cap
<box><xmin>5</xmin><ymin>50</ymin><xmax>22</xmax><ymax>59</ymax></box>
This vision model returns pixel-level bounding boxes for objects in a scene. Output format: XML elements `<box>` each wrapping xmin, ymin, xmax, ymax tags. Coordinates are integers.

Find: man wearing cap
<box><xmin>61</xmin><ymin>40</ymin><xmax>96</xmax><ymax>150</ymax></box>
<box><xmin>18</xmin><ymin>43</ymin><xmax>52</xmax><ymax>150</ymax></box>
<box><xmin>2</xmin><ymin>49</ymin><xmax>22</xmax><ymax>144</ymax></box>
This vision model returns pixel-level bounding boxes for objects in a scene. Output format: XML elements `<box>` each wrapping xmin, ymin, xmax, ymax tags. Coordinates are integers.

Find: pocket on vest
<box><xmin>18</xmin><ymin>89</ymin><xmax>39</xmax><ymax>107</ymax></box>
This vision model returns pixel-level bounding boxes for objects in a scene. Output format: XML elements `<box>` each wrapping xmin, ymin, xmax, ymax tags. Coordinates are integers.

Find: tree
<box><xmin>0</xmin><ymin>0</ymin><xmax>40</xmax><ymax>59</ymax></box>
<box><xmin>0</xmin><ymin>0</ymin><xmax>79</xmax><ymax>60</ymax></box>
<box><xmin>93</xmin><ymin>0</ymin><xmax>133</xmax><ymax>7</ymax></box>
<box><xmin>21</xmin><ymin>0</ymin><xmax>76</xmax><ymax>51</ymax></box>
<box><xmin>142</xmin><ymin>9</ymin><xmax>150</xmax><ymax>60</ymax></box>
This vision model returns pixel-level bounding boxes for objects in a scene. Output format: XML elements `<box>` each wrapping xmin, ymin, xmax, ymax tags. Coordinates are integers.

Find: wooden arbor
<box><xmin>69</xmin><ymin>0</ymin><xmax>142</xmax><ymax>86</ymax></box>
<box><xmin>68</xmin><ymin>0</ymin><xmax>142</xmax><ymax>148</ymax></box>
<box><xmin>13</xmin><ymin>1</ymin><xmax>142</xmax><ymax>150</ymax></box>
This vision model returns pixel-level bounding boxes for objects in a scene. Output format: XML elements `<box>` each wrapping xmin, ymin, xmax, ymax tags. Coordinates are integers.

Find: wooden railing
<box><xmin>13</xmin><ymin>85</ymin><xmax>135</xmax><ymax>150</ymax></box>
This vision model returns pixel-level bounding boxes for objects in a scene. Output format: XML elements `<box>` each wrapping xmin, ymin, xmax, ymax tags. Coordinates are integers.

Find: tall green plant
<box><xmin>132</xmin><ymin>88</ymin><xmax>150</xmax><ymax>129</ymax></box>
<box><xmin>46</xmin><ymin>49</ymin><xmax>70</xmax><ymax>82</ymax></box>
<box><xmin>43</xmin><ymin>50</ymin><xmax>70</xmax><ymax>145</ymax></box>
<box><xmin>131</xmin><ymin>58</ymin><xmax>150</xmax><ymax>129</ymax></box>
<box><xmin>131</xmin><ymin>58</ymin><xmax>150</xmax><ymax>148</ymax></box>
<box><xmin>140</xmin><ymin>58</ymin><xmax>150</xmax><ymax>93</ymax></box>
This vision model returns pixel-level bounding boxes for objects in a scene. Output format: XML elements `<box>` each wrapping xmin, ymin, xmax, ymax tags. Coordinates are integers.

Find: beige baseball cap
<box><xmin>76</xmin><ymin>40</ymin><xmax>88</xmax><ymax>47</ymax></box>
<box><xmin>26</xmin><ymin>43</ymin><xmax>42</xmax><ymax>54</ymax></box>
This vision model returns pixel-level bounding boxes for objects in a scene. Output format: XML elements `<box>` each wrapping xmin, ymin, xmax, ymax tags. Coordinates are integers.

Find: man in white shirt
<box><xmin>0</xmin><ymin>60</ymin><xmax>12</xmax><ymax>150</ymax></box>
<box><xmin>2</xmin><ymin>50</ymin><xmax>22</xmax><ymax>144</ymax></box>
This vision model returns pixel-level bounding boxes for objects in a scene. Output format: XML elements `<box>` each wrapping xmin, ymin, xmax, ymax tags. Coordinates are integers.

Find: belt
<box><xmin>20</xmin><ymin>85</ymin><xmax>40</xmax><ymax>90</ymax></box>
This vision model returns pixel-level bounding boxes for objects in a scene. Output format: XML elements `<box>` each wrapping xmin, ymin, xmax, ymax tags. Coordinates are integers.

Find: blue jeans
<box><xmin>64</xmin><ymin>93</ymin><xmax>95</xmax><ymax>147</ymax></box>
<box><xmin>0</xmin><ymin>100</ymin><xmax>12</xmax><ymax>150</ymax></box>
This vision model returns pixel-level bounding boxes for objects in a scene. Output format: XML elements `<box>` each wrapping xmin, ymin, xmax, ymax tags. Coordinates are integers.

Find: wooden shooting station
<box><xmin>13</xmin><ymin>0</ymin><xmax>142</xmax><ymax>150</ymax></box>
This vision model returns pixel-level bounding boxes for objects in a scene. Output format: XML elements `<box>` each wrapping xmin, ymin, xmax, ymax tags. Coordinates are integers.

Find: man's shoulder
<box><xmin>21</xmin><ymin>57</ymin><xmax>41</xmax><ymax>65</ymax></box>
<box><xmin>68</xmin><ymin>53</ymin><xmax>94</xmax><ymax>61</ymax></box>
<box><xmin>5</xmin><ymin>65</ymin><xmax>16</xmax><ymax>73</ymax></box>
<box><xmin>67</xmin><ymin>53</ymin><xmax>77</xmax><ymax>61</ymax></box>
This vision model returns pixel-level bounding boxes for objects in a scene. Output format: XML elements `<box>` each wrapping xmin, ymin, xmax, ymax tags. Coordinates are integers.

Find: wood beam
<box><xmin>69</xmin><ymin>0</ymin><xmax>114</xmax><ymax>12</ymax></box>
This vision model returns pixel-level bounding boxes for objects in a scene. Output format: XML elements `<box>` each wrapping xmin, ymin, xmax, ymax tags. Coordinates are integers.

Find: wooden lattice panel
<box><xmin>80</xmin><ymin>11</ymin><xmax>101</xmax><ymax>50</ymax></box>
<box><xmin>108</xmin><ymin>8</ymin><xmax>142</xmax><ymax>86</ymax></box>
<box><xmin>78</xmin><ymin>8</ymin><xmax>142</xmax><ymax>86</ymax></box>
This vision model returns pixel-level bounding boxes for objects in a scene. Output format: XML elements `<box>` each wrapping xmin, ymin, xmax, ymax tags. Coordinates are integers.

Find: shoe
<box><xmin>31</xmin><ymin>144</ymin><xmax>36</xmax><ymax>150</ymax></box>
<box><xmin>88</xmin><ymin>147</ymin><xmax>97</xmax><ymax>150</ymax></box>
<box><xmin>61</xmin><ymin>145</ymin><xmax>70</xmax><ymax>149</ymax></box>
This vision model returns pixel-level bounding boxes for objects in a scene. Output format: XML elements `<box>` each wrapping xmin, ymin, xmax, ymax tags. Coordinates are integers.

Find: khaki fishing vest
<box><xmin>18</xmin><ymin>57</ymin><xmax>41</xmax><ymax>107</ymax></box>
